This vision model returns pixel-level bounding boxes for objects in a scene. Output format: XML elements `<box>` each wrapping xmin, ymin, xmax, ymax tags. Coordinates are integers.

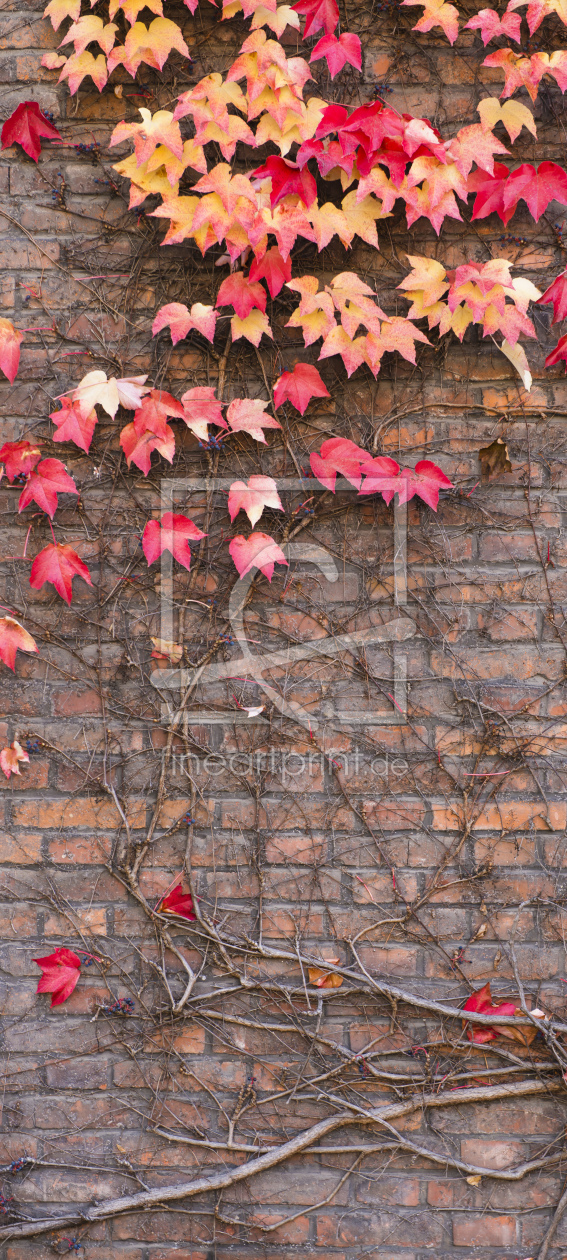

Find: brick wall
<box><xmin>1</xmin><ymin>1</ymin><xmax>567</xmax><ymax>1259</ymax></box>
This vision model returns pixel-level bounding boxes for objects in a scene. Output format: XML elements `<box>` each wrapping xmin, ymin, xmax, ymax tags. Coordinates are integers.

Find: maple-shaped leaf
<box><xmin>181</xmin><ymin>386</ymin><xmax>227</xmax><ymax>442</ymax></box>
<box><xmin>252</xmin><ymin>156</ymin><xmax>317</xmax><ymax>208</ymax></box>
<box><xmin>107</xmin><ymin>18</ymin><xmax>190</xmax><ymax>77</ymax></box>
<box><xmin>509</xmin><ymin>0</ymin><xmax>567</xmax><ymax>35</ymax></box>
<box><xmin>445</xmin><ymin>123</ymin><xmax>509</xmax><ymax>178</ymax></box>
<box><xmin>545</xmin><ymin>332</ymin><xmax>567</xmax><ymax>370</ymax></box>
<box><xmin>19</xmin><ymin>458</ymin><xmax>78</xmax><ymax>519</ymax></box>
<box><xmin>110</xmin><ymin>107</ymin><xmax>183</xmax><ymax>166</ymax></box>
<box><xmin>274</xmin><ymin>363</ymin><xmax>330</xmax><ymax>414</ymax></box>
<box><xmin>399</xmin><ymin>460</ymin><xmax>453</xmax><ymax>510</ymax></box>
<box><xmin>341</xmin><ymin>192</ymin><xmax>385</xmax><ymax>252</ymax></box>
<box><xmin>468</xmin><ymin>162</ymin><xmax>513</xmax><ymax>224</ymax></box>
<box><xmin>319</xmin><ymin>325</ymin><xmax>367</xmax><ymax>377</ymax></box>
<box><xmin>310</xmin><ymin>436</ymin><xmax>367</xmax><ymax>492</ymax></box>
<box><xmin>152</xmin><ymin>302</ymin><xmax>217</xmax><ymax>345</ymax></box>
<box><xmin>231</xmin><ymin>310</ymin><xmax>273</xmax><ymax>347</ymax></box>
<box><xmin>228</xmin><ymin>474</ymin><xmax>283</xmax><ymax>527</ymax></box>
<box><xmin>465</xmin><ymin>7</ymin><xmax>521</xmax><ymax>41</ymax></box>
<box><xmin>248</xmin><ymin>247</ymin><xmax>291</xmax><ymax>298</ymax></box>
<box><xmin>398</xmin><ymin>255</ymin><xmax>449</xmax><ymax>309</ymax></box>
<box><xmin>226</xmin><ymin>398</ymin><xmax>281</xmax><ymax>442</ymax></box>
<box><xmin>536</xmin><ymin>269</ymin><xmax>567</xmax><ymax>322</ymax></box>
<box><xmin>44</xmin><ymin>0</ymin><xmax>81</xmax><ymax>29</ymax></box>
<box><xmin>310</xmin><ymin>32</ymin><xmax>361</xmax><ymax>77</ymax></box>
<box><xmin>0</xmin><ymin>319</ymin><xmax>23</xmax><ymax>384</ymax></box>
<box><xmin>292</xmin><ymin>0</ymin><xmax>338</xmax><ymax>36</ymax></box>
<box><xmin>58</xmin><ymin>51</ymin><xmax>109</xmax><ymax>95</ymax></box>
<box><xmin>132</xmin><ymin>389</ymin><xmax>186</xmax><ymax>430</ymax></box>
<box><xmin>229</xmin><ymin>531</ymin><xmax>288</xmax><ymax>580</ymax></box>
<box><xmin>33</xmin><ymin>947</ymin><xmax>82</xmax><ymax>1007</ymax></box>
<box><xmin>62</xmin><ymin>371</ymin><xmax>149</xmax><ymax>419</ymax></box>
<box><xmin>477</xmin><ymin>96</ymin><xmax>536</xmax><ymax>144</ymax></box>
<box><xmin>308</xmin><ymin>958</ymin><xmax>343</xmax><ymax>988</ymax></box>
<box><xmin>0</xmin><ymin>617</ymin><xmax>38</xmax><ymax>671</ymax></box>
<box><xmin>1</xmin><ymin>101</ymin><xmax>62</xmax><ymax>162</ymax></box>
<box><xmin>159</xmin><ymin>884</ymin><xmax>196</xmax><ymax>920</ymax></box>
<box><xmin>50</xmin><ymin>398</ymin><xmax>97</xmax><ymax>454</ymax></box>
<box><xmin>0</xmin><ymin>440</ymin><xmax>41</xmax><ymax>482</ymax></box>
<box><xmin>142</xmin><ymin>513</ymin><xmax>206</xmax><ymax>571</ymax></box>
<box><xmin>483</xmin><ymin>47</ymin><xmax>547</xmax><ymax>101</ymax></box>
<box><xmin>41</xmin><ymin>52</ymin><xmax>67</xmax><ymax>69</ymax></box>
<box><xmin>30</xmin><ymin>543</ymin><xmax>92</xmax><ymax>604</ymax></box>
<box><xmin>0</xmin><ymin>740</ymin><xmax>29</xmax><ymax>780</ymax></box>
<box><xmin>402</xmin><ymin>0</ymin><xmax>460</xmax><ymax>42</ymax></box>
<box><xmin>374</xmin><ymin>317</ymin><xmax>431</xmax><ymax>365</ymax></box>
<box><xmin>60</xmin><ymin>14</ymin><xmax>118</xmax><ymax>56</ymax></box>
<box><xmin>216</xmin><ymin>271</ymin><xmax>267</xmax><ymax>318</ymax></box>
<box><xmin>503</xmin><ymin>162</ymin><xmax>567</xmax><ymax>222</ymax></box>
<box><xmin>359</xmin><ymin>454</ymin><xmax>403</xmax><ymax>503</ymax></box>
<box><xmin>120</xmin><ymin>419</ymin><xmax>175</xmax><ymax>475</ymax></box>
<box><xmin>462</xmin><ymin>981</ymin><xmax>517</xmax><ymax>1044</ymax></box>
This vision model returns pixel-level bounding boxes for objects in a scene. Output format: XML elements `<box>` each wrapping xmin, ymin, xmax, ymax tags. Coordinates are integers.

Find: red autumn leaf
<box><xmin>159</xmin><ymin>883</ymin><xmax>196</xmax><ymax>920</ymax></box>
<box><xmin>251</xmin><ymin>156</ymin><xmax>317</xmax><ymax>209</ymax></box>
<box><xmin>50</xmin><ymin>397</ymin><xmax>98</xmax><ymax>454</ymax></box>
<box><xmin>503</xmin><ymin>162</ymin><xmax>567</xmax><ymax>222</ymax></box>
<box><xmin>0</xmin><ymin>440</ymin><xmax>41</xmax><ymax>481</ymax></box>
<box><xmin>536</xmin><ymin>269</ymin><xmax>567</xmax><ymax>323</ymax></box>
<box><xmin>545</xmin><ymin>332</ymin><xmax>567</xmax><ymax>369</ymax></box>
<box><xmin>468</xmin><ymin>162</ymin><xmax>513</xmax><ymax>225</ymax></box>
<box><xmin>398</xmin><ymin>460</ymin><xmax>453</xmax><ymax>511</ymax></box>
<box><xmin>248</xmin><ymin>247</ymin><xmax>292</xmax><ymax>298</ymax></box>
<box><xmin>226</xmin><ymin>398</ymin><xmax>281</xmax><ymax>443</ymax></box>
<box><xmin>310</xmin><ymin>32</ymin><xmax>362</xmax><ymax>77</ymax></box>
<box><xmin>0</xmin><ymin>616</ymin><xmax>38</xmax><ymax>670</ymax></box>
<box><xmin>228</xmin><ymin>475</ymin><xmax>283</xmax><ymax>527</ymax></box>
<box><xmin>133</xmin><ymin>389</ymin><xmax>186</xmax><ymax>430</ymax></box>
<box><xmin>1</xmin><ymin>101</ymin><xmax>62</xmax><ymax>162</ymax></box>
<box><xmin>142</xmin><ymin>513</ymin><xmax>206</xmax><ymax>572</ymax></box>
<box><xmin>216</xmin><ymin>271</ymin><xmax>267</xmax><ymax>318</ymax></box>
<box><xmin>273</xmin><ymin>363</ymin><xmax>330</xmax><ymax>415</ymax></box>
<box><xmin>229</xmin><ymin>531</ymin><xmax>289</xmax><ymax>580</ymax></box>
<box><xmin>310</xmin><ymin>436</ymin><xmax>368</xmax><ymax>492</ymax></box>
<box><xmin>359</xmin><ymin>455</ymin><xmax>403</xmax><ymax>504</ymax></box>
<box><xmin>33</xmin><ymin>947</ymin><xmax>82</xmax><ymax>1007</ymax></box>
<box><xmin>181</xmin><ymin>386</ymin><xmax>228</xmax><ymax>442</ymax></box>
<box><xmin>18</xmin><ymin>458</ymin><xmax>78</xmax><ymax>518</ymax></box>
<box><xmin>462</xmin><ymin>981</ymin><xmax>517</xmax><ymax>1044</ymax></box>
<box><xmin>152</xmin><ymin>301</ymin><xmax>217</xmax><ymax>345</ymax></box>
<box><xmin>0</xmin><ymin>740</ymin><xmax>29</xmax><ymax>779</ymax></box>
<box><xmin>292</xmin><ymin>0</ymin><xmax>338</xmax><ymax>37</ymax></box>
<box><xmin>465</xmin><ymin>7</ymin><xmax>521</xmax><ymax>42</ymax></box>
<box><xmin>119</xmin><ymin>396</ymin><xmax>180</xmax><ymax>475</ymax></box>
<box><xmin>30</xmin><ymin>543</ymin><xmax>92</xmax><ymax>604</ymax></box>
<box><xmin>0</xmin><ymin>319</ymin><xmax>23</xmax><ymax>384</ymax></box>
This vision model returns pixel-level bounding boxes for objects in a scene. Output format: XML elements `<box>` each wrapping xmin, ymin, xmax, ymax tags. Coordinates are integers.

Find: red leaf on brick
<box><xmin>359</xmin><ymin>455</ymin><xmax>403</xmax><ymax>504</ymax></box>
<box><xmin>468</xmin><ymin>162</ymin><xmax>513</xmax><ymax>225</ymax></box>
<box><xmin>1</xmin><ymin>101</ymin><xmax>62</xmax><ymax>162</ymax></box>
<box><xmin>544</xmin><ymin>332</ymin><xmax>567</xmax><ymax>369</ymax></box>
<box><xmin>292</xmin><ymin>0</ymin><xmax>338</xmax><ymax>37</ymax></box>
<box><xmin>216</xmin><ymin>271</ymin><xmax>267</xmax><ymax>318</ymax></box>
<box><xmin>18</xmin><ymin>458</ymin><xmax>78</xmax><ymax>518</ymax></box>
<box><xmin>274</xmin><ymin>363</ymin><xmax>330</xmax><ymax>415</ymax></box>
<box><xmin>462</xmin><ymin>981</ymin><xmax>517</xmax><ymax>1044</ymax></box>
<box><xmin>310</xmin><ymin>436</ymin><xmax>367</xmax><ymax>492</ymax></box>
<box><xmin>0</xmin><ymin>616</ymin><xmax>38</xmax><ymax>670</ymax></box>
<box><xmin>50</xmin><ymin>398</ymin><xmax>98</xmax><ymax>454</ymax></box>
<box><xmin>226</xmin><ymin>398</ymin><xmax>281</xmax><ymax>443</ymax></box>
<box><xmin>248</xmin><ymin>247</ymin><xmax>292</xmax><ymax>298</ymax></box>
<box><xmin>251</xmin><ymin>156</ymin><xmax>317</xmax><ymax>209</ymax></box>
<box><xmin>29</xmin><ymin>543</ymin><xmax>92</xmax><ymax>604</ymax></box>
<box><xmin>398</xmin><ymin>460</ymin><xmax>453</xmax><ymax>511</ymax></box>
<box><xmin>33</xmin><ymin>947</ymin><xmax>82</xmax><ymax>1006</ymax></box>
<box><xmin>0</xmin><ymin>440</ymin><xmax>41</xmax><ymax>482</ymax></box>
<box><xmin>142</xmin><ymin>513</ymin><xmax>206</xmax><ymax>571</ymax></box>
<box><xmin>310</xmin><ymin>32</ymin><xmax>361</xmax><ymax>77</ymax></box>
<box><xmin>152</xmin><ymin>301</ymin><xmax>217</xmax><ymax>345</ymax></box>
<box><xmin>0</xmin><ymin>740</ymin><xmax>29</xmax><ymax>779</ymax></box>
<box><xmin>503</xmin><ymin>162</ymin><xmax>567</xmax><ymax>222</ymax></box>
<box><xmin>159</xmin><ymin>884</ymin><xmax>196</xmax><ymax>920</ymax></box>
<box><xmin>536</xmin><ymin>269</ymin><xmax>567</xmax><ymax>323</ymax></box>
<box><xmin>229</xmin><ymin>531</ymin><xmax>288</xmax><ymax>580</ymax></box>
<box><xmin>0</xmin><ymin>319</ymin><xmax>23</xmax><ymax>384</ymax></box>
<box><xmin>181</xmin><ymin>386</ymin><xmax>228</xmax><ymax>442</ymax></box>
